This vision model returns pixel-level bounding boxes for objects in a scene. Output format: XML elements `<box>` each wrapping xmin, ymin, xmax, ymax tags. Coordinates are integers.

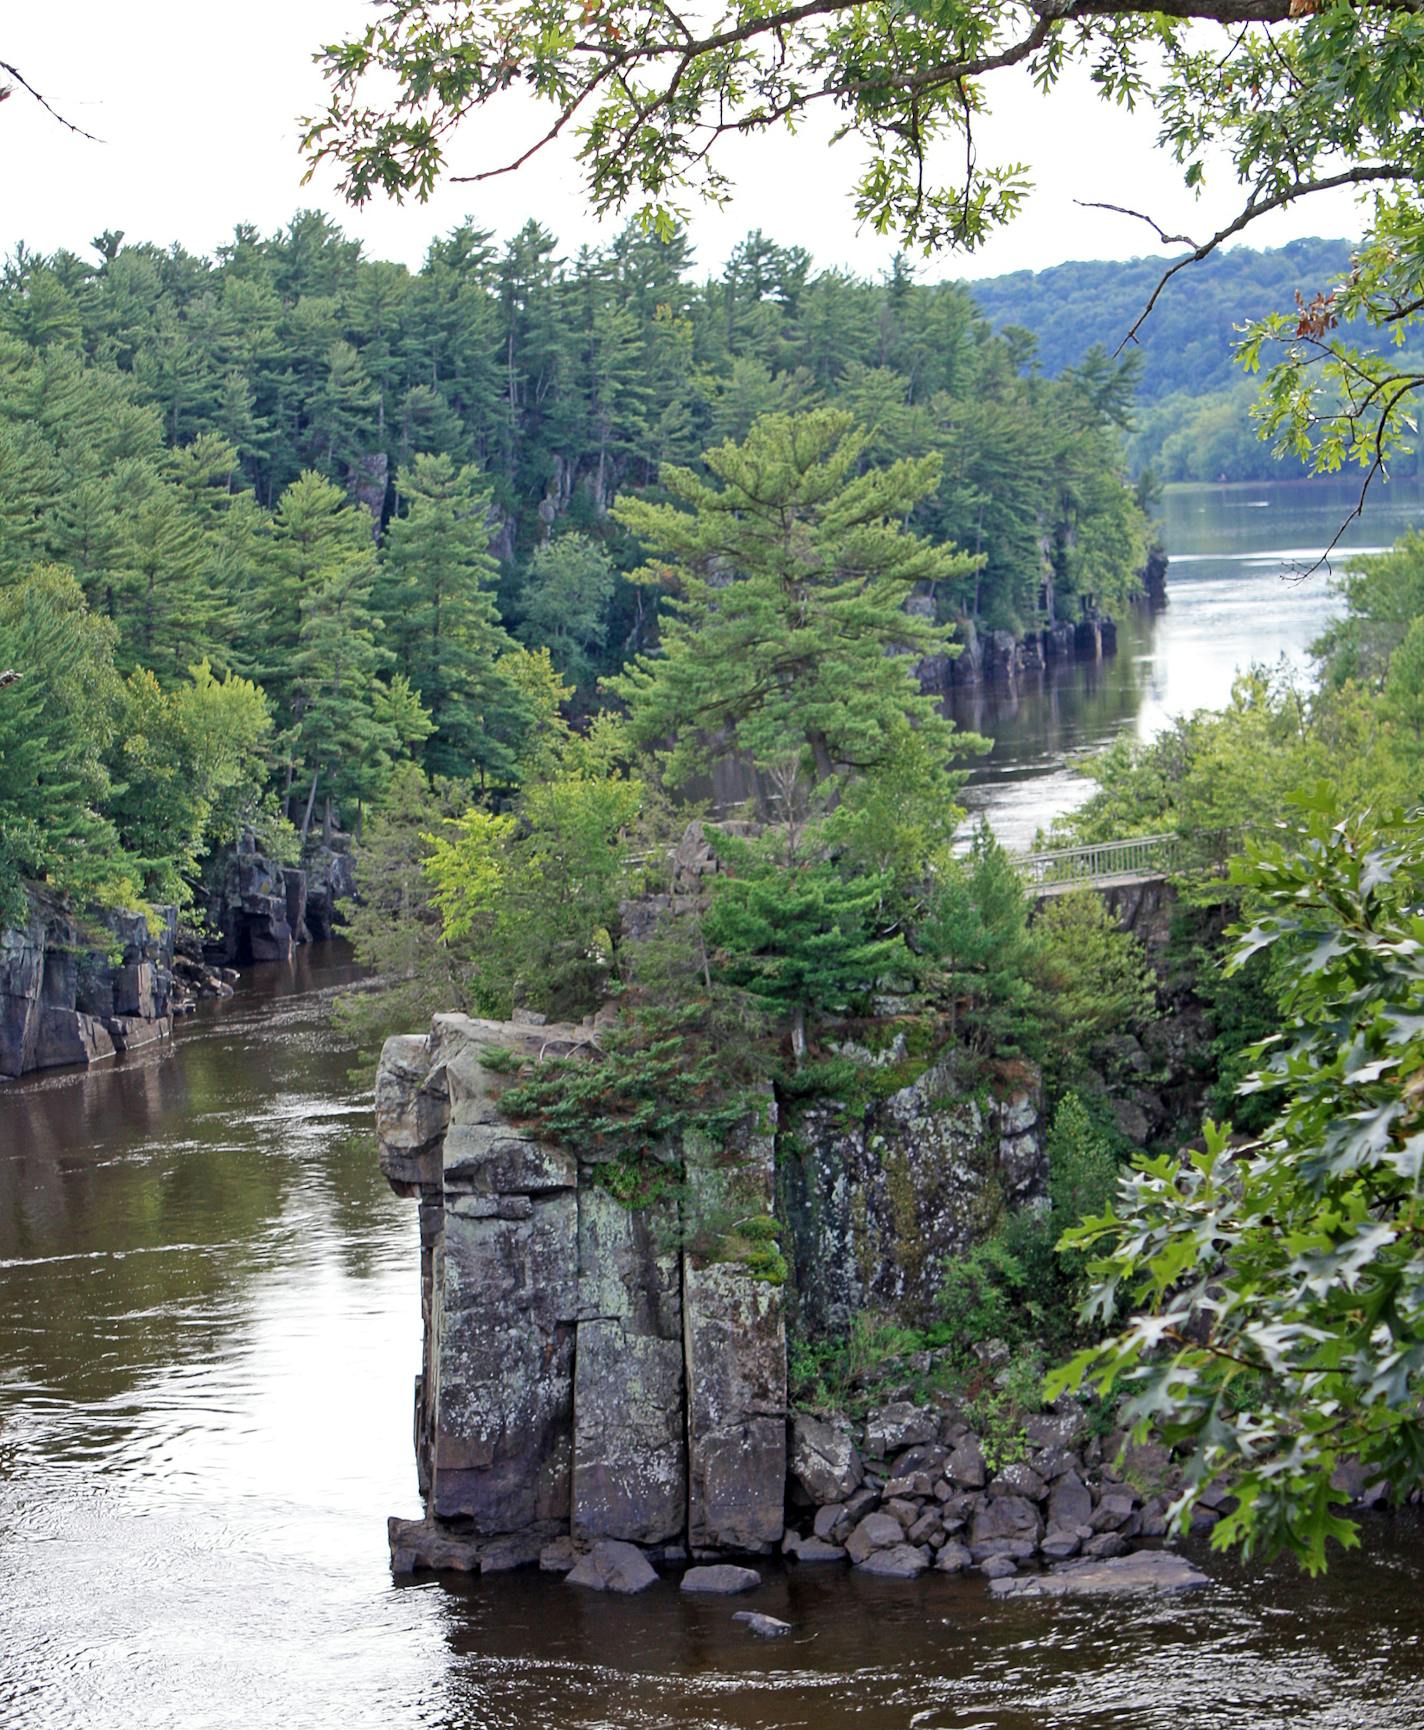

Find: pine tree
<box><xmin>609</xmin><ymin>408</ymin><xmax>981</xmax><ymax>792</ymax></box>
<box><xmin>381</xmin><ymin>452</ymin><xmax>531</xmax><ymax>782</ymax></box>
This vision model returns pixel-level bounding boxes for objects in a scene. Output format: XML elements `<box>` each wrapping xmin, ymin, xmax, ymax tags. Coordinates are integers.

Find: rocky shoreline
<box><xmin>0</xmin><ymin>833</ymin><xmax>356</xmax><ymax>1081</ymax></box>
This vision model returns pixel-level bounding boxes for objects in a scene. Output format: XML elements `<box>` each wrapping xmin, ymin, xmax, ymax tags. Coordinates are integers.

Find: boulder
<box><xmin>946</xmin><ymin>1437</ymin><xmax>987</xmax><ymax>1489</ymax></box>
<box><xmin>1039</xmin><ymin>1530</ymin><xmax>1081</xmax><ymax>1561</ymax></box>
<box><xmin>387</xmin><ymin>1516</ymin><xmax>484</xmax><ymax>1573</ymax></box>
<box><xmin>934</xmin><ymin>1541</ymin><xmax>973</xmax><ymax>1573</ymax></box>
<box><xmin>1082</xmin><ymin>1532</ymin><xmax>1129</xmax><ymax>1559</ymax></box>
<box><xmin>791</xmin><ymin>1536</ymin><xmax>847</xmax><ymax>1563</ymax></box>
<box><xmin>865</xmin><ymin>1402</ymin><xmax>938</xmax><ymax>1458</ymax></box>
<box><xmin>1090</xmin><ymin>1492</ymin><xmax>1137</xmax><ymax>1533</ymax></box>
<box><xmin>981</xmin><ymin>1555</ymin><xmax>1018</xmax><ymax>1579</ymax></box>
<box><xmin>989</xmin><ymin>1550</ymin><xmax>1210</xmax><ymax>1599</ymax></box>
<box><xmin>813</xmin><ymin>1504</ymin><xmax>853</xmax><ymax>1544</ymax></box>
<box><xmin>970</xmin><ymin>1495</ymin><xmax>1042</xmax><ymax>1546</ymax></box>
<box><xmin>990</xmin><ymin>1463</ymin><xmax>1046</xmax><ymax>1501</ymax></box>
<box><xmin>790</xmin><ymin>1413</ymin><xmax>863</xmax><ymax>1503</ymax></box>
<box><xmin>681</xmin><ymin>1564</ymin><xmax>761</xmax><ymax>1594</ymax></box>
<box><xmin>566</xmin><ymin>1539</ymin><xmax>659</xmax><ymax>1594</ymax></box>
<box><xmin>1048</xmin><ymin>1473</ymin><xmax>1093</xmax><ymax>1532</ymax></box>
<box><xmin>734</xmin><ymin>1612</ymin><xmax>792</xmax><ymax>1638</ymax></box>
<box><xmin>889</xmin><ymin>1443</ymin><xmax>948</xmax><ymax>1479</ymax></box>
<box><xmin>845</xmin><ymin>1512</ymin><xmax>905</xmax><ymax>1564</ymax></box>
<box><xmin>540</xmin><ymin>1537</ymin><xmax>579</xmax><ymax>1573</ymax></box>
<box><xmin>857</xmin><ymin>1543</ymin><xmax>930</xmax><ymax>1578</ymax></box>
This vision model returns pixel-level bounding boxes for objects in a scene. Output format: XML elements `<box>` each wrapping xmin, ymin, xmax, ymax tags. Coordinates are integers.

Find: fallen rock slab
<box><xmin>791</xmin><ymin>1536</ymin><xmax>847</xmax><ymax>1563</ymax></box>
<box><xmin>566</xmin><ymin>1539</ymin><xmax>659</xmax><ymax>1594</ymax></box>
<box><xmin>989</xmin><ymin>1550</ymin><xmax>1210</xmax><ymax>1599</ymax></box>
<box><xmin>856</xmin><ymin>1542</ymin><xmax>930</xmax><ymax>1578</ymax></box>
<box><xmin>734</xmin><ymin>1612</ymin><xmax>792</xmax><ymax>1638</ymax></box>
<box><xmin>681</xmin><ymin>1564</ymin><xmax>761</xmax><ymax>1594</ymax></box>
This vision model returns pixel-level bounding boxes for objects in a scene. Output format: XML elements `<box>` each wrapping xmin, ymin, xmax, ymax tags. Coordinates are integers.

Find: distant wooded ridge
<box><xmin>962</xmin><ymin>237</ymin><xmax>1356</xmax><ymax>402</ymax></box>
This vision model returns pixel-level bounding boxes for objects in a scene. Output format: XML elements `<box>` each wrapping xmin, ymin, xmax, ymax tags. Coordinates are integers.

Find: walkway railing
<box><xmin>1014</xmin><ymin>832</ymin><xmax>1182</xmax><ymax>889</ymax></box>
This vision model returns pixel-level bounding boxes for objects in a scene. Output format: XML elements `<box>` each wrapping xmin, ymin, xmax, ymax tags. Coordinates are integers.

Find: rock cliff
<box><xmin>377</xmin><ymin>1011</ymin><xmax>1046</xmax><ymax>1575</ymax></box>
<box><xmin>0</xmin><ymin>898</ymin><xmax>178</xmax><ymax>1080</ymax></box>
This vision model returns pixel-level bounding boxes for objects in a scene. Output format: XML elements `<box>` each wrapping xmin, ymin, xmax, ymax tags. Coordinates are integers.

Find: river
<box><xmin>3</xmin><ymin>478</ymin><xmax>1424</xmax><ymax>1729</ymax></box>
<box><xmin>955</xmin><ymin>473</ymin><xmax>1424</xmax><ymax>850</ymax></box>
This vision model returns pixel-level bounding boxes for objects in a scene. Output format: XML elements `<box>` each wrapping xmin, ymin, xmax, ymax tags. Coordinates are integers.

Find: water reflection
<box><xmin>958</xmin><ymin>475</ymin><xmax>1424</xmax><ymax>849</ymax></box>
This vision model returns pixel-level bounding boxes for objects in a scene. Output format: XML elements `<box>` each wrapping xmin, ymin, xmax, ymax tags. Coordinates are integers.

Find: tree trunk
<box><xmin>299</xmin><ymin>768</ymin><xmax>321</xmax><ymax>845</ymax></box>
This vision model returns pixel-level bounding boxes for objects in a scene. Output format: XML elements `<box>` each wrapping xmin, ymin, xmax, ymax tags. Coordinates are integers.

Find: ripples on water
<box><xmin>5</xmin><ymin>475</ymin><xmax>1424</xmax><ymax>1728</ymax></box>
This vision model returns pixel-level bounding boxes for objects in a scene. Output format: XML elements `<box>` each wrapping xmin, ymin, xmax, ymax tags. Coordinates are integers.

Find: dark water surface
<box><xmin>957</xmin><ymin>474</ymin><xmax>1424</xmax><ymax>849</ymax></box>
<box><xmin>6</xmin><ymin>475</ymin><xmax>1424</xmax><ymax>1727</ymax></box>
<box><xmin>3</xmin><ymin>955</ymin><xmax>1424</xmax><ymax>1729</ymax></box>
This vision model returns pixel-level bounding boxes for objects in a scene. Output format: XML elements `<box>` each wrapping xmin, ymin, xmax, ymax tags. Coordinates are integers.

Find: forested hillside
<box><xmin>965</xmin><ymin>238</ymin><xmax>1354</xmax><ymax>402</ymax></box>
<box><xmin>0</xmin><ymin>214</ymin><xmax>1148</xmax><ymax>921</ymax></box>
<box><xmin>964</xmin><ymin>238</ymin><xmax>1424</xmax><ymax>482</ymax></box>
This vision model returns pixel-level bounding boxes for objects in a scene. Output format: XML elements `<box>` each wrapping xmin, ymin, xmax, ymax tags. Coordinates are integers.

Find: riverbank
<box><xmin>0</xmin><ymin>833</ymin><xmax>357</xmax><ymax>1081</ymax></box>
<box><xmin>3</xmin><ymin>941</ymin><xmax>1423</xmax><ymax>1729</ymax></box>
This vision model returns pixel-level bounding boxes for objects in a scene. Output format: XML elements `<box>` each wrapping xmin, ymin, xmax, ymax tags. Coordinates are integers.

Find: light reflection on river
<box><xmin>3</xmin><ymin>958</ymin><xmax>1424</xmax><ymax>1728</ymax></box>
<box><xmin>4</xmin><ymin>475</ymin><xmax>1424</xmax><ymax>1728</ymax></box>
<box><xmin>956</xmin><ymin>474</ymin><xmax>1424</xmax><ymax>850</ymax></box>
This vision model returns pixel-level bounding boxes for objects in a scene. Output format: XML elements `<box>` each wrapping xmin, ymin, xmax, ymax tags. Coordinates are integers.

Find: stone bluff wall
<box><xmin>378</xmin><ymin>1012</ymin><xmax>787</xmax><ymax>1569</ymax></box>
<box><xmin>0</xmin><ymin>899</ymin><xmax>179</xmax><ymax>1080</ymax></box>
<box><xmin>781</xmin><ymin>1054</ymin><xmax>1044</xmax><ymax>1339</ymax></box>
<box><xmin>199</xmin><ymin>837</ymin><xmax>355</xmax><ymax>966</ymax></box>
<box><xmin>377</xmin><ymin>1012</ymin><xmax>1044</xmax><ymax>1573</ymax></box>
<box><xmin>0</xmin><ymin>837</ymin><xmax>358</xmax><ymax>1082</ymax></box>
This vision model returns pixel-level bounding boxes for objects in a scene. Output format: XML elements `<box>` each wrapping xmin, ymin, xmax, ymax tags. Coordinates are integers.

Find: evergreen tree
<box><xmin>381</xmin><ymin>452</ymin><xmax>531</xmax><ymax>782</ymax></box>
<box><xmin>609</xmin><ymin>408</ymin><xmax>981</xmax><ymax>792</ymax></box>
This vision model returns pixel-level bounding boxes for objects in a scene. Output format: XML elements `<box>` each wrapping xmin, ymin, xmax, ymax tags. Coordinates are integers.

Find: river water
<box><xmin>3</xmin><ymin>477</ymin><xmax>1424</xmax><ymax>1729</ymax></box>
<box><xmin>956</xmin><ymin>474</ymin><xmax>1424</xmax><ymax>850</ymax></box>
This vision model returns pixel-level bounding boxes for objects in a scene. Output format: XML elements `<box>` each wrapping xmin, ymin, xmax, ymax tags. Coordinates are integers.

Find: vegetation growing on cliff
<box><xmin>0</xmin><ymin>218</ymin><xmax>1150</xmax><ymax>923</ymax></box>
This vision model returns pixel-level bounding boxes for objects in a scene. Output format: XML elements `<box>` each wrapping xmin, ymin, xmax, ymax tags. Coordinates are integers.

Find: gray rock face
<box><xmin>935</xmin><ymin>1541</ymin><xmax>973</xmax><ymax>1573</ymax></box>
<box><xmin>376</xmin><ymin>1016</ymin><xmax>787</xmax><ymax>1575</ymax></box>
<box><xmin>779</xmin><ymin>1047</ymin><xmax>1046</xmax><ymax>1334</ymax></box>
<box><xmin>681</xmin><ymin>1564</ymin><xmax>761</xmax><ymax>1594</ymax></box>
<box><xmin>790</xmin><ymin>1414</ymin><xmax>863</xmax><ymax>1503</ymax></box>
<box><xmin>1</xmin><ymin>898</ymin><xmax>178</xmax><ymax>1080</ymax></box>
<box><xmin>989</xmin><ymin>1549</ymin><xmax>1210</xmax><ymax>1599</ymax></box>
<box><xmin>683</xmin><ymin>1114</ymin><xmax>786</xmax><ymax>1555</ymax></box>
<box><xmin>566</xmin><ymin>1539</ymin><xmax>659</xmax><ymax>1594</ymax></box>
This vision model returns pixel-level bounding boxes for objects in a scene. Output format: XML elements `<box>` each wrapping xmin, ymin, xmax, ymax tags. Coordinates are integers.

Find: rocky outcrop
<box><xmin>779</xmin><ymin>1394</ymin><xmax>1192</xmax><ymax>1585</ymax></box>
<box><xmin>200</xmin><ymin>835</ymin><xmax>355</xmax><ymax>964</ymax></box>
<box><xmin>378</xmin><ymin>1012</ymin><xmax>786</xmax><ymax>1575</ymax></box>
<box><xmin>0</xmin><ymin>897</ymin><xmax>180</xmax><ymax>1080</ymax></box>
<box><xmin>780</xmin><ymin>1049</ymin><xmax>1045</xmax><ymax>1337</ymax></box>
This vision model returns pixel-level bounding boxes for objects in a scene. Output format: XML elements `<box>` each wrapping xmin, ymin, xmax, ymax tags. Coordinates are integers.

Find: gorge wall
<box><xmin>0</xmin><ymin>835</ymin><xmax>357</xmax><ymax>1081</ymax></box>
<box><xmin>375</xmin><ymin>1011</ymin><xmax>1046</xmax><ymax>1572</ymax></box>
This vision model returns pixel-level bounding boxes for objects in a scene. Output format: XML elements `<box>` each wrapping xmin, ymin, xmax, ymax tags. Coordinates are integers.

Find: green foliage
<box><xmin>0</xmin><ymin>566</ymin><xmax>132</xmax><ymax>920</ymax></box>
<box><xmin>917</xmin><ymin>826</ymin><xmax>1038</xmax><ymax>1060</ymax></box>
<box><xmin>1053</xmin><ymin>801</ymin><xmax>1424</xmax><ymax>1573</ymax></box>
<box><xmin>701</xmin><ymin>831</ymin><xmax>910</xmax><ymax>1059</ymax></box>
<box><xmin>515</xmin><ymin>534</ymin><xmax>616</xmax><ymax>692</ymax></box>
<box><xmin>423</xmin><ymin>760</ymin><xmax>643</xmax><ymax>1018</ymax></box>
<box><xmin>608</xmin><ymin>408</ymin><xmax>979</xmax><ymax>793</ymax></box>
<box><xmin>1030</xmin><ymin>891</ymin><xmax>1159</xmax><ymax>1090</ymax></box>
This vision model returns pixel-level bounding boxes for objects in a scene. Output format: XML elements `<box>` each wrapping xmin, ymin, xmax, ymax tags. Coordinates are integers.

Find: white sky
<box><xmin>2</xmin><ymin>3</ymin><xmax>1363</xmax><ymax>282</ymax></box>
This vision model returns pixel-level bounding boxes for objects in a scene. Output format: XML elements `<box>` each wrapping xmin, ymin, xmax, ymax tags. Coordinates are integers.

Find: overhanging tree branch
<box><xmin>0</xmin><ymin>58</ymin><xmax>100</xmax><ymax>141</ymax></box>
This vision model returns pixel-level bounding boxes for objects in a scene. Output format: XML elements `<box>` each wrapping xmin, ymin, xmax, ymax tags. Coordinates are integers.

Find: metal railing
<box><xmin>1014</xmin><ymin>832</ymin><xmax>1181</xmax><ymax>888</ymax></box>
